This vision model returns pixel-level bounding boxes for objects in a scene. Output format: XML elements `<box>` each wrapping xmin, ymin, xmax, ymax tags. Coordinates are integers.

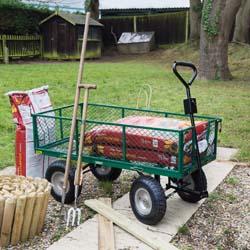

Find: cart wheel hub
<box><xmin>134</xmin><ymin>188</ymin><xmax>152</xmax><ymax>215</ymax></box>
<box><xmin>51</xmin><ymin>171</ymin><xmax>70</xmax><ymax>195</ymax></box>
<box><xmin>95</xmin><ymin>166</ymin><xmax>112</xmax><ymax>175</ymax></box>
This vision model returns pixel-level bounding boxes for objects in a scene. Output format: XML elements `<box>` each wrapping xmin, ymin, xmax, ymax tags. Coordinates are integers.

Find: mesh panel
<box><xmin>34</xmin><ymin>103</ymin><xmax>218</xmax><ymax>170</ymax></box>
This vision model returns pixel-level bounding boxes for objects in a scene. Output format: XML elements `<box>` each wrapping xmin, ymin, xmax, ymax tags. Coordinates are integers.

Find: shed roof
<box><xmin>99</xmin><ymin>0</ymin><xmax>189</xmax><ymax>10</ymax></box>
<box><xmin>40</xmin><ymin>11</ymin><xmax>103</xmax><ymax>27</ymax></box>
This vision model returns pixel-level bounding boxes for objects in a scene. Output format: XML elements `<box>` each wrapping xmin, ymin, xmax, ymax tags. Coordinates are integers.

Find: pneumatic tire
<box><xmin>45</xmin><ymin>160</ymin><xmax>82</xmax><ymax>204</ymax></box>
<box><xmin>129</xmin><ymin>176</ymin><xmax>166</xmax><ymax>225</ymax></box>
<box><xmin>90</xmin><ymin>164</ymin><xmax>122</xmax><ymax>181</ymax></box>
<box><xmin>177</xmin><ymin>169</ymin><xmax>207</xmax><ymax>203</ymax></box>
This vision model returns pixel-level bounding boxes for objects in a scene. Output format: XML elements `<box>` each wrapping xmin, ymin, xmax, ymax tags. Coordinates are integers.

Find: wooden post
<box><xmin>133</xmin><ymin>16</ymin><xmax>137</xmax><ymax>33</ymax></box>
<box><xmin>0</xmin><ymin>197</ymin><xmax>5</xmax><ymax>233</ymax></box>
<box><xmin>2</xmin><ymin>35</ymin><xmax>9</xmax><ymax>64</ymax></box>
<box><xmin>29</xmin><ymin>192</ymin><xmax>44</xmax><ymax>239</ymax></box>
<box><xmin>1</xmin><ymin>198</ymin><xmax>16</xmax><ymax>247</ymax></box>
<box><xmin>40</xmin><ymin>35</ymin><xmax>44</xmax><ymax>59</ymax></box>
<box><xmin>20</xmin><ymin>192</ymin><xmax>36</xmax><ymax>242</ymax></box>
<box><xmin>36</xmin><ymin>186</ymin><xmax>51</xmax><ymax>234</ymax></box>
<box><xmin>1</xmin><ymin>35</ymin><xmax>5</xmax><ymax>55</ymax></box>
<box><xmin>11</xmin><ymin>195</ymin><xmax>26</xmax><ymax>245</ymax></box>
<box><xmin>185</xmin><ymin>11</ymin><xmax>189</xmax><ymax>43</ymax></box>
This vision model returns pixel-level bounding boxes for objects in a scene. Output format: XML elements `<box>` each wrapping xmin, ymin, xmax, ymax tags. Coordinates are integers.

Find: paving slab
<box><xmin>48</xmin><ymin>147</ymin><xmax>237</xmax><ymax>250</ymax></box>
<box><xmin>0</xmin><ymin>166</ymin><xmax>15</xmax><ymax>175</ymax></box>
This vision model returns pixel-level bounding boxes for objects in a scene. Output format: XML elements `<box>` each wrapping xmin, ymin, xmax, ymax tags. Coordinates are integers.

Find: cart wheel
<box><xmin>90</xmin><ymin>164</ymin><xmax>122</xmax><ymax>181</ymax></box>
<box><xmin>177</xmin><ymin>169</ymin><xmax>207</xmax><ymax>203</ymax></box>
<box><xmin>129</xmin><ymin>176</ymin><xmax>166</xmax><ymax>225</ymax></box>
<box><xmin>45</xmin><ymin>160</ymin><xmax>82</xmax><ymax>204</ymax></box>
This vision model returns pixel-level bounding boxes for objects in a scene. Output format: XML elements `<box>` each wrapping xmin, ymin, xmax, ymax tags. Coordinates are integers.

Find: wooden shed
<box><xmin>40</xmin><ymin>11</ymin><xmax>103</xmax><ymax>59</ymax></box>
<box><xmin>117</xmin><ymin>32</ymin><xmax>155</xmax><ymax>54</ymax></box>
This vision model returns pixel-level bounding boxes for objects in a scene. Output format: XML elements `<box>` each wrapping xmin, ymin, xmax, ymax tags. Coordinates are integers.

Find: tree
<box><xmin>233</xmin><ymin>0</ymin><xmax>250</xmax><ymax>44</ymax></box>
<box><xmin>199</xmin><ymin>0</ymin><xmax>241</xmax><ymax>80</ymax></box>
<box><xmin>189</xmin><ymin>0</ymin><xmax>202</xmax><ymax>44</ymax></box>
<box><xmin>85</xmin><ymin>0</ymin><xmax>99</xmax><ymax>20</ymax></box>
<box><xmin>0</xmin><ymin>0</ymin><xmax>22</xmax><ymax>5</ymax></box>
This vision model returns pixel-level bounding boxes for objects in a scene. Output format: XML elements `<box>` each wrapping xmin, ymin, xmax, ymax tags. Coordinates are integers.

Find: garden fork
<box><xmin>60</xmin><ymin>12</ymin><xmax>93</xmax><ymax>222</ymax></box>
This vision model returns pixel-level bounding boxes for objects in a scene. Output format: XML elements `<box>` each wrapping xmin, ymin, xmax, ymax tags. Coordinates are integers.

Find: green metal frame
<box><xmin>32</xmin><ymin>103</ymin><xmax>221</xmax><ymax>180</ymax></box>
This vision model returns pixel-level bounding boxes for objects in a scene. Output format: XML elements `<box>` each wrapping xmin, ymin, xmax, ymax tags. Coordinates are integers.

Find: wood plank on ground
<box><xmin>85</xmin><ymin>199</ymin><xmax>179</xmax><ymax>250</ymax></box>
<box><xmin>98</xmin><ymin>198</ymin><xmax>115</xmax><ymax>250</ymax></box>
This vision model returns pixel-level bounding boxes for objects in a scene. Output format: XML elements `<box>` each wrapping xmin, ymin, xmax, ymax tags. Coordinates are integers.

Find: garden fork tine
<box><xmin>66</xmin><ymin>207</ymin><xmax>81</xmax><ymax>227</ymax></box>
<box><xmin>60</xmin><ymin>12</ymin><xmax>91</xmax><ymax>217</ymax></box>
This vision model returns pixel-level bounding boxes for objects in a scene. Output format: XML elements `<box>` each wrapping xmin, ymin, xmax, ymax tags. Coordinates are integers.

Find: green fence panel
<box><xmin>0</xmin><ymin>34</ymin><xmax>42</xmax><ymax>60</ymax></box>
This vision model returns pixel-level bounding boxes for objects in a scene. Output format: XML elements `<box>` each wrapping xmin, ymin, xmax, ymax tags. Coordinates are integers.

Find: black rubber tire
<box><xmin>177</xmin><ymin>169</ymin><xmax>207</xmax><ymax>203</ymax></box>
<box><xmin>90</xmin><ymin>164</ymin><xmax>122</xmax><ymax>181</ymax></box>
<box><xmin>45</xmin><ymin>160</ymin><xmax>82</xmax><ymax>204</ymax></box>
<box><xmin>129</xmin><ymin>176</ymin><xmax>166</xmax><ymax>225</ymax></box>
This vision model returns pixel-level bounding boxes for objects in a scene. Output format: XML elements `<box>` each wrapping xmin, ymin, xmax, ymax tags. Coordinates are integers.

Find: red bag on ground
<box><xmin>6</xmin><ymin>86</ymin><xmax>55</xmax><ymax>177</ymax></box>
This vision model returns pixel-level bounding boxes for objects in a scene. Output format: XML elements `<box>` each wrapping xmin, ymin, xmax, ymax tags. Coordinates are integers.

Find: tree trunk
<box><xmin>90</xmin><ymin>0</ymin><xmax>99</xmax><ymax>20</ymax></box>
<box><xmin>189</xmin><ymin>0</ymin><xmax>202</xmax><ymax>43</ymax></box>
<box><xmin>85</xmin><ymin>0</ymin><xmax>99</xmax><ymax>20</ymax></box>
<box><xmin>233</xmin><ymin>0</ymin><xmax>250</xmax><ymax>43</ymax></box>
<box><xmin>199</xmin><ymin>0</ymin><xmax>241</xmax><ymax>80</ymax></box>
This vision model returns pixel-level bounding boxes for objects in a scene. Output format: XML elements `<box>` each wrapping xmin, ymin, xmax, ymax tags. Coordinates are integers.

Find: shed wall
<box><xmin>41</xmin><ymin>16</ymin><xmax>76</xmax><ymax>58</ymax></box>
<box><xmin>41</xmin><ymin>17</ymin><xmax>102</xmax><ymax>59</ymax></box>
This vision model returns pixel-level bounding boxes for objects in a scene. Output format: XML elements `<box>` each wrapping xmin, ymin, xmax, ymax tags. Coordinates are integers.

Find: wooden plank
<box><xmin>98</xmin><ymin>198</ymin><xmax>115</xmax><ymax>250</ymax></box>
<box><xmin>85</xmin><ymin>199</ymin><xmax>180</xmax><ymax>250</ymax></box>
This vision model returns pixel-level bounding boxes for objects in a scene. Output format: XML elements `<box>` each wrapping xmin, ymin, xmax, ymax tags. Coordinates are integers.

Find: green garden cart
<box><xmin>32</xmin><ymin>62</ymin><xmax>222</xmax><ymax>225</ymax></box>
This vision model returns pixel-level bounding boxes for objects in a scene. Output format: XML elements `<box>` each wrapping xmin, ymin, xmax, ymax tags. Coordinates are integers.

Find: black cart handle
<box><xmin>173</xmin><ymin>61</ymin><xmax>197</xmax><ymax>88</ymax></box>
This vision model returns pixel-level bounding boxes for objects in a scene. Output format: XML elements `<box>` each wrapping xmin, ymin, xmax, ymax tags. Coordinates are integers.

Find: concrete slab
<box><xmin>216</xmin><ymin>147</ymin><xmax>238</xmax><ymax>161</ymax></box>
<box><xmin>48</xmin><ymin>147</ymin><xmax>237</xmax><ymax>250</ymax></box>
<box><xmin>0</xmin><ymin>166</ymin><xmax>15</xmax><ymax>175</ymax></box>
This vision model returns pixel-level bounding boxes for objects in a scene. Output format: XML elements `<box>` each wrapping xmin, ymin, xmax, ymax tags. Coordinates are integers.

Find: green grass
<box><xmin>99</xmin><ymin>181</ymin><xmax>113</xmax><ymax>195</ymax></box>
<box><xmin>178</xmin><ymin>224</ymin><xmax>190</xmax><ymax>235</ymax></box>
<box><xmin>225</xmin><ymin>176</ymin><xmax>240</xmax><ymax>186</ymax></box>
<box><xmin>0</xmin><ymin>44</ymin><xmax>250</xmax><ymax>168</ymax></box>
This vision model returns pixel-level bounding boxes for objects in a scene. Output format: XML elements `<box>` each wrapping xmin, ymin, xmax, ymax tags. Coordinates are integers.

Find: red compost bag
<box><xmin>6</xmin><ymin>86</ymin><xmax>55</xmax><ymax>177</ymax></box>
<box><xmin>88</xmin><ymin>145</ymin><xmax>191</xmax><ymax>167</ymax></box>
<box><xmin>85</xmin><ymin>116</ymin><xmax>208</xmax><ymax>156</ymax></box>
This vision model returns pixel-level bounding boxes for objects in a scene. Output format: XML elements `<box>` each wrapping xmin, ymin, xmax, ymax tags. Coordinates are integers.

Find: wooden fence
<box><xmin>100</xmin><ymin>11</ymin><xmax>189</xmax><ymax>46</ymax></box>
<box><xmin>0</xmin><ymin>35</ymin><xmax>42</xmax><ymax>63</ymax></box>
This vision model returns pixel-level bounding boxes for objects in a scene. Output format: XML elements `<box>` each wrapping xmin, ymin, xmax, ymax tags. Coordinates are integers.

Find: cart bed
<box><xmin>32</xmin><ymin>103</ymin><xmax>221</xmax><ymax>179</ymax></box>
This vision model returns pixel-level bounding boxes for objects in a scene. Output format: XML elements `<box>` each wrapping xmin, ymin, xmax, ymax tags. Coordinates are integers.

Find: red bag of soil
<box><xmin>87</xmin><ymin>145</ymin><xmax>192</xmax><ymax>167</ymax></box>
<box><xmin>85</xmin><ymin>116</ymin><xmax>208</xmax><ymax>157</ymax></box>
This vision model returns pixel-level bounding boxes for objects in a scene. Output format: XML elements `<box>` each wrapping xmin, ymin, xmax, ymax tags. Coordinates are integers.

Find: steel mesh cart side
<box><xmin>32</xmin><ymin>103</ymin><xmax>221</xmax><ymax>179</ymax></box>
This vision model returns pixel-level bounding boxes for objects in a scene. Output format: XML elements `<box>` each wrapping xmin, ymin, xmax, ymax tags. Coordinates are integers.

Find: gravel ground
<box><xmin>2</xmin><ymin>164</ymin><xmax>249</xmax><ymax>250</ymax></box>
<box><xmin>172</xmin><ymin>164</ymin><xmax>250</xmax><ymax>250</ymax></box>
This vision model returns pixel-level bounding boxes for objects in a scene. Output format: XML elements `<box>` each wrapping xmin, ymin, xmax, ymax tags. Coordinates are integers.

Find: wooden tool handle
<box><xmin>79</xmin><ymin>84</ymin><xmax>97</xmax><ymax>90</ymax></box>
<box><xmin>62</xmin><ymin>12</ymin><xmax>91</xmax><ymax>194</ymax></box>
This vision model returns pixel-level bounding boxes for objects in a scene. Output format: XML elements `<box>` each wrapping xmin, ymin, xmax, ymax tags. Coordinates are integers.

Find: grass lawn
<box><xmin>0</xmin><ymin>44</ymin><xmax>249</xmax><ymax>169</ymax></box>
